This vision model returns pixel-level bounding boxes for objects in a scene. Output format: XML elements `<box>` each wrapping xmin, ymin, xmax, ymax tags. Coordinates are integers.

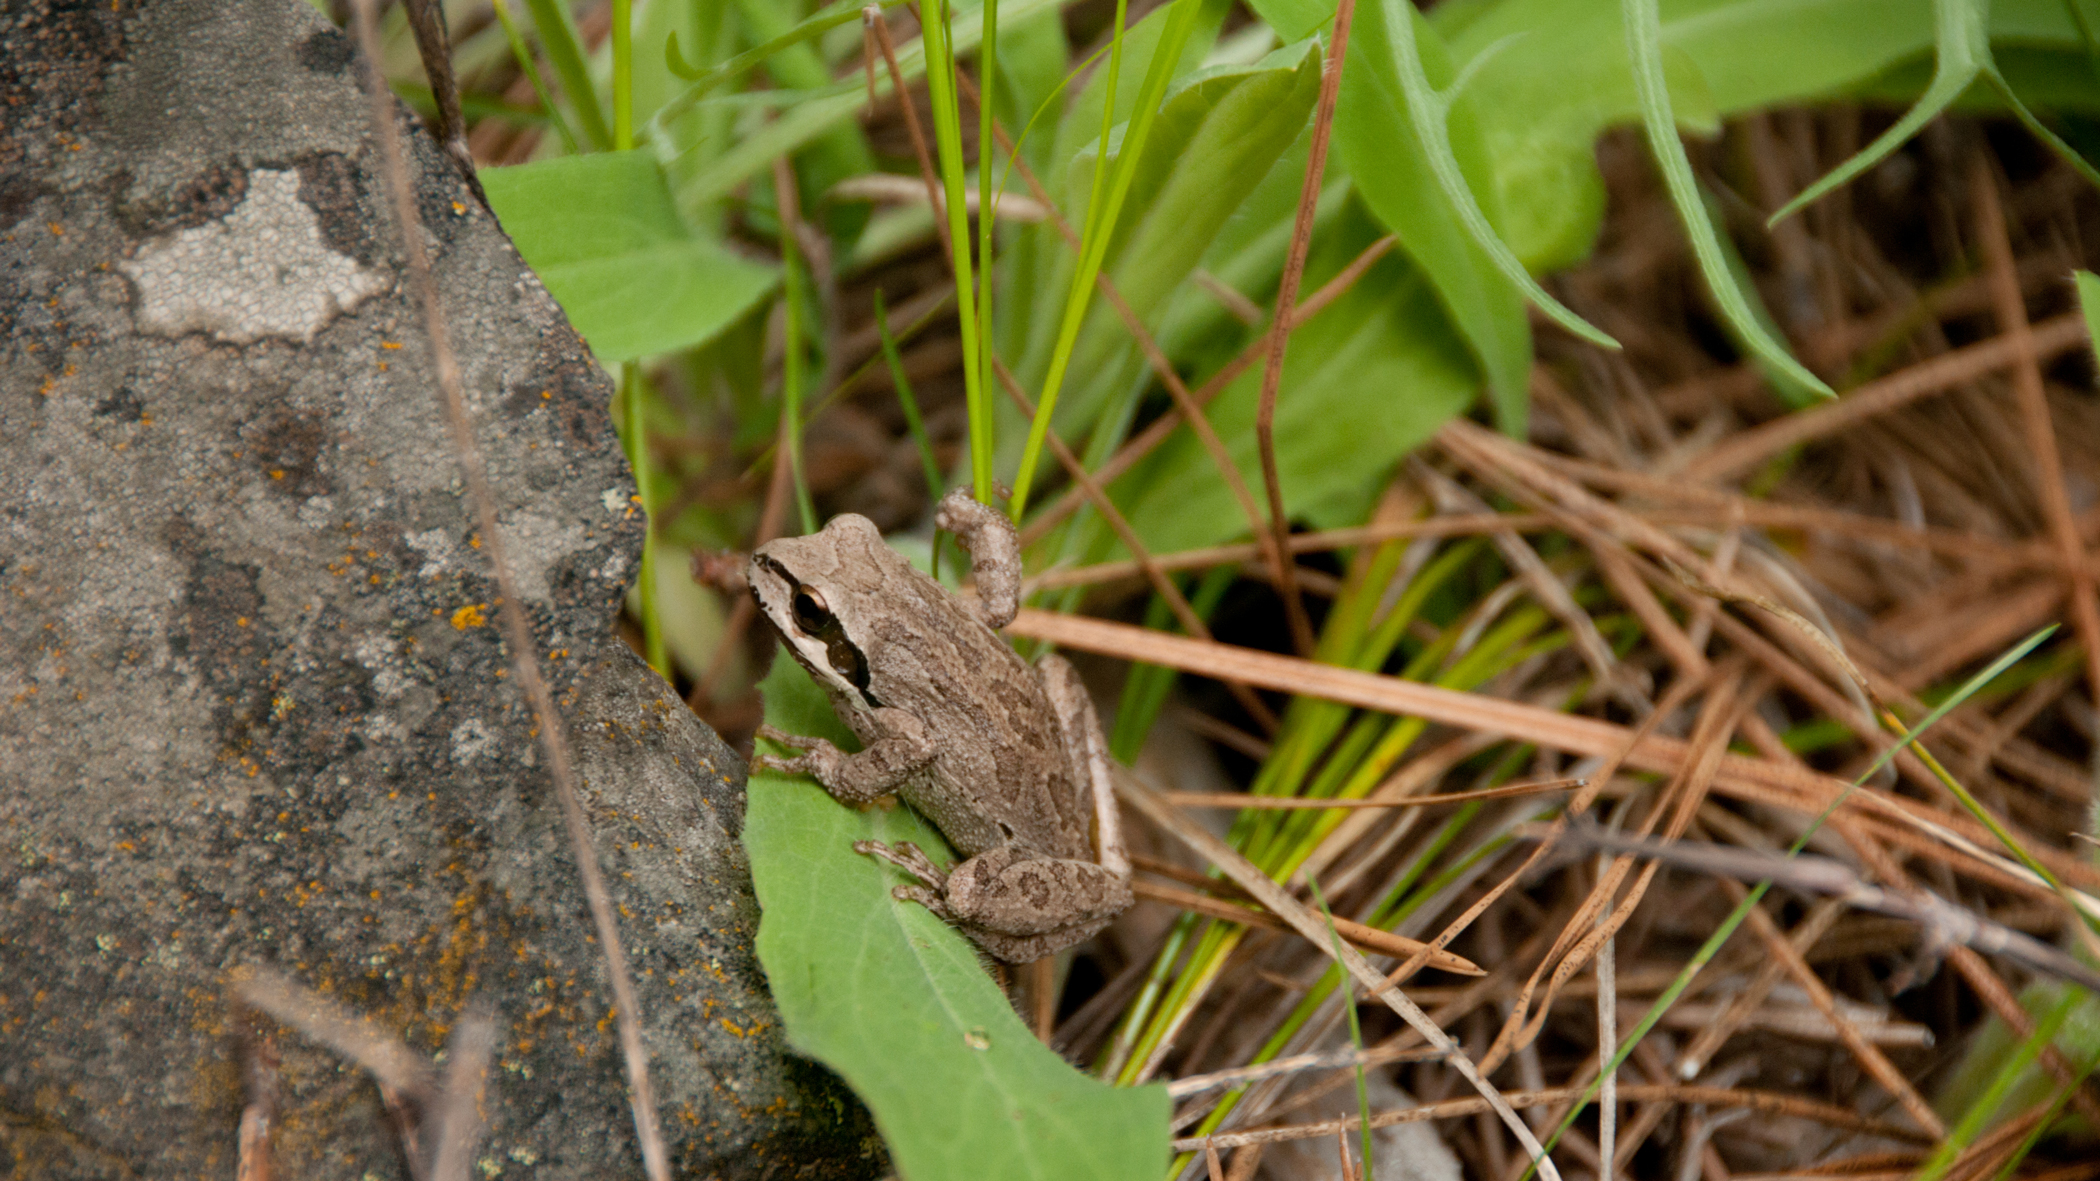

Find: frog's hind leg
<box><xmin>1035</xmin><ymin>654</ymin><xmax>1130</xmax><ymax>878</ymax></box>
<box><xmin>941</xmin><ymin>844</ymin><xmax>1132</xmax><ymax>943</ymax></box>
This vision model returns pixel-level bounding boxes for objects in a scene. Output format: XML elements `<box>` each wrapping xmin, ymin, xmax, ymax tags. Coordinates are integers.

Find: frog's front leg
<box><xmin>935</xmin><ymin>488</ymin><xmax>1021</xmax><ymax>629</ymax></box>
<box><xmin>753</xmin><ymin>707</ymin><xmax>933</xmax><ymax>804</ymax></box>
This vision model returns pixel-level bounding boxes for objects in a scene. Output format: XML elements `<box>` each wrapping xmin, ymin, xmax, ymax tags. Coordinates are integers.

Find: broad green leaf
<box><xmin>1107</xmin><ymin>41</ymin><xmax>1323</xmax><ymax>319</ymax></box>
<box><xmin>1624</xmin><ymin>0</ymin><xmax>1833</xmax><ymax>396</ymax></box>
<box><xmin>1432</xmin><ymin>1</ymin><xmax>1716</xmax><ymax>274</ymax></box>
<box><xmin>1116</xmin><ymin>225</ymin><xmax>1478</xmax><ymax>557</ymax></box>
<box><xmin>483</xmin><ymin>152</ymin><xmax>778</xmax><ymax>362</ymax></box>
<box><xmin>747</xmin><ymin>658</ymin><xmax>1172</xmax><ymax>1181</ymax></box>
<box><xmin>1246</xmin><ymin>0</ymin><xmax>1336</xmax><ymax>43</ymax></box>
<box><xmin>1337</xmin><ymin>0</ymin><xmax>1535</xmax><ymax>433</ymax></box>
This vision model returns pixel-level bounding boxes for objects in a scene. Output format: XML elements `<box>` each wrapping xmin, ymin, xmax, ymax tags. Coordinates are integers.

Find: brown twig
<box><xmin>399</xmin><ymin>0</ymin><xmax>486</xmax><ymax>206</ymax></box>
<box><xmin>1017</xmin><ymin>234</ymin><xmax>1398</xmax><ymax>547</ymax></box>
<box><xmin>348</xmin><ymin>7</ymin><xmax>668</xmax><ymax>1177</ymax></box>
<box><xmin>1172</xmin><ymin>1083</ymin><xmax>1929</xmax><ymax>1152</ymax></box>
<box><xmin>1129</xmin><ymin>877</ymin><xmax>1485</xmax><ymax>974</ymax></box>
<box><xmin>1679</xmin><ymin>312</ymin><xmax>2087</xmax><ymax>483</ymax></box>
<box><xmin>1252</xmin><ymin>0</ymin><xmax>1356</xmax><ymax>658</ymax></box>
<box><xmin>1970</xmin><ymin>161</ymin><xmax>2100</xmax><ymax>705</ymax></box>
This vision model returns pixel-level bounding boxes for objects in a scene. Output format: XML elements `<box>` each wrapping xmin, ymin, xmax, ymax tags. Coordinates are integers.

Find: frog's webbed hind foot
<box><xmin>853</xmin><ymin>840</ymin><xmax>956</xmax><ymax>917</ymax></box>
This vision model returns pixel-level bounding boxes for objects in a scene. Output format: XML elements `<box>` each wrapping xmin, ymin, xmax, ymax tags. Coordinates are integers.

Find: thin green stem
<box><xmin>621</xmin><ymin>363</ymin><xmax>667</xmax><ymax>677</ymax></box>
<box><xmin>919</xmin><ymin>0</ymin><xmax>991</xmax><ymax>502</ymax></box>
<box><xmin>1309</xmin><ymin>878</ymin><xmax>1374</xmax><ymax>1176</ymax></box>
<box><xmin>874</xmin><ymin>291</ymin><xmax>946</xmax><ymax>502</ymax></box>
<box><xmin>975</xmin><ymin>0</ymin><xmax>1000</xmax><ymax>486</ymax></box>
<box><xmin>777</xmin><ymin>167</ymin><xmax>817</xmax><ymax>536</ymax></box>
<box><xmin>490</xmin><ymin>0</ymin><xmax>580</xmax><ymax>154</ymax></box>
<box><xmin>612</xmin><ymin>0</ymin><xmax>633</xmax><ymax>150</ymax></box>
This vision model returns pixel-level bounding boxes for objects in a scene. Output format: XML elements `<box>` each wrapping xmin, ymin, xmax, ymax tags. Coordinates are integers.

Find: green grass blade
<box><xmin>1989</xmin><ymin>1035</ymin><xmax>2100</xmax><ymax>1181</ymax></box>
<box><xmin>1921</xmin><ymin>986</ymin><xmax>2081</xmax><ymax>1181</ymax></box>
<box><xmin>1768</xmin><ymin>0</ymin><xmax>1985</xmax><ymax>226</ymax></box>
<box><xmin>613</xmin><ymin>0</ymin><xmax>633</xmax><ymax>150</ymax></box>
<box><xmin>874</xmin><ymin>291</ymin><xmax>946</xmax><ymax>501</ymax></box>
<box><xmin>1622</xmin><ymin>0</ymin><xmax>1831</xmax><ymax>397</ymax></box>
<box><xmin>977</xmin><ymin>0</ymin><xmax>1001</xmax><ymax>497</ymax></box>
<box><xmin>1012</xmin><ymin>0</ymin><xmax>1204</xmax><ymax>517</ymax></box>
<box><xmin>1524</xmin><ymin>624</ymin><xmax>2059</xmax><ymax>1179</ymax></box>
<box><xmin>491</xmin><ymin>0</ymin><xmax>581</xmax><ymax>154</ymax></box>
<box><xmin>523</xmin><ymin>0</ymin><xmax>612</xmax><ymax>150</ymax></box>
<box><xmin>623</xmin><ymin>364</ymin><xmax>667</xmax><ymax>677</ymax></box>
<box><xmin>920</xmin><ymin>0</ymin><xmax>992</xmax><ymax>501</ymax></box>
<box><xmin>778</xmin><ymin>172</ymin><xmax>816</xmax><ymax>536</ymax></box>
<box><xmin>1309</xmin><ymin>877</ymin><xmax>1375</xmax><ymax>1177</ymax></box>
<box><xmin>1373</xmin><ymin>0</ymin><xmax>1615</xmax><ymax>350</ymax></box>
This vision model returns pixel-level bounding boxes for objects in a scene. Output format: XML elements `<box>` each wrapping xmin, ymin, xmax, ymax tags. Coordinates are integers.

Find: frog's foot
<box><xmin>853</xmin><ymin>840</ymin><xmax>957</xmax><ymax>918</ymax></box>
<box><xmin>751</xmin><ymin>726</ymin><xmax>842</xmax><ymax>780</ymax></box>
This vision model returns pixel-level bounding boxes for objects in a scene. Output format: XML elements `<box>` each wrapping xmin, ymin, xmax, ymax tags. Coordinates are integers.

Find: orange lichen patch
<box><xmin>450</xmin><ymin>604</ymin><xmax>488</xmax><ymax>630</ymax></box>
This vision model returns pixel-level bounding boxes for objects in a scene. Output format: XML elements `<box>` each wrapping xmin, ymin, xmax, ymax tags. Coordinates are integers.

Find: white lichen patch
<box><xmin>120</xmin><ymin>169</ymin><xmax>388</xmax><ymax>344</ymax></box>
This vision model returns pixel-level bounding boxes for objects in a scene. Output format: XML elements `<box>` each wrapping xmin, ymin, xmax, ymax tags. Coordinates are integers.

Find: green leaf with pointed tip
<box><xmin>1338</xmin><ymin>0</ymin><xmax>1536</xmax><ymax>433</ymax></box>
<box><xmin>482</xmin><ymin>152</ymin><xmax>778</xmax><ymax>363</ymax></box>
<box><xmin>1349</xmin><ymin>0</ymin><xmax>1617</xmax><ymax>360</ymax></box>
<box><xmin>1623</xmin><ymin>0</ymin><xmax>1833</xmax><ymax>398</ymax></box>
<box><xmin>747</xmin><ymin>658</ymin><xmax>1172</xmax><ymax>1181</ymax></box>
<box><xmin>1771</xmin><ymin>0</ymin><xmax>1988</xmax><ymax>225</ymax></box>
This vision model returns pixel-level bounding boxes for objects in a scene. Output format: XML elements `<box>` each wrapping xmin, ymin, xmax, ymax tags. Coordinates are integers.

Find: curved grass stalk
<box><xmin>1771</xmin><ymin>0</ymin><xmax>2100</xmax><ymax>225</ymax></box>
<box><xmin>1622</xmin><ymin>0</ymin><xmax>1831</xmax><ymax>398</ymax></box>
<box><xmin>1373</xmin><ymin>0</ymin><xmax>1614</xmax><ymax>350</ymax></box>
<box><xmin>1768</xmin><ymin>0</ymin><xmax>1985</xmax><ymax>226</ymax></box>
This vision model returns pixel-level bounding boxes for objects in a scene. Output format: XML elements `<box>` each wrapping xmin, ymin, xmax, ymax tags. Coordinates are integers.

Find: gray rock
<box><xmin>0</xmin><ymin>1</ymin><xmax>877</xmax><ymax>1176</ymax></box>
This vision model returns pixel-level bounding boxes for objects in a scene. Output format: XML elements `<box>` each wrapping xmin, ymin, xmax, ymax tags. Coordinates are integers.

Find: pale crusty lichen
<box><xmin>119</xmin><ymin>168</ymin><xmax>388</xmax><ymax>344</ymax></box>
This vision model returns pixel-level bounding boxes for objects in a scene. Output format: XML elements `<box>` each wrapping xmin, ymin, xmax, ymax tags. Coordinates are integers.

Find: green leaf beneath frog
<box><xmin>745</xmin><ymin>657</ymin><xmax>1171</xmax><ymax>1181</ymax></box>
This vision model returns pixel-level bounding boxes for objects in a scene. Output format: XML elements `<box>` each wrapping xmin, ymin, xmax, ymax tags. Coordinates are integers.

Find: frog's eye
<box><xmin>791</xmin><ymin>586</ymin><xmax>832</xmax><ymax>633</ymax></box>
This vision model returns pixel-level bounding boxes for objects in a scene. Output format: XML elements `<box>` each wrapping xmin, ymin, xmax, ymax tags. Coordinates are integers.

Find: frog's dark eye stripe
<box><xmin>826</xmin><ymin>636</ymin><xmax>875</xmax><ymax>703</ymax></box>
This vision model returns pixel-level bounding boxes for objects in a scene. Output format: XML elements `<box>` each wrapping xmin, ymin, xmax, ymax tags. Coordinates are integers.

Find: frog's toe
<box><xmin>891</xmin><ymin>884</ymin><xmax>956</xmax><ymax>921</ymax></box>
<box><xmin>755</xmin><ymin>724</ymin><xmax>816</xmax><ymax>751</ymax></box>
<box><xmin>854</xmin><ymin>839</ymin><xmax>949</xmax><ymax>889</ymax></box>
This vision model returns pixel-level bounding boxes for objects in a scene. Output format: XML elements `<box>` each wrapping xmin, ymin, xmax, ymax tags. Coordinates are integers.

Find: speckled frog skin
<box><xmin>748</xmin><ymin>490</ymin><xmax>1131</xmax><ymax>963</ymax></box>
